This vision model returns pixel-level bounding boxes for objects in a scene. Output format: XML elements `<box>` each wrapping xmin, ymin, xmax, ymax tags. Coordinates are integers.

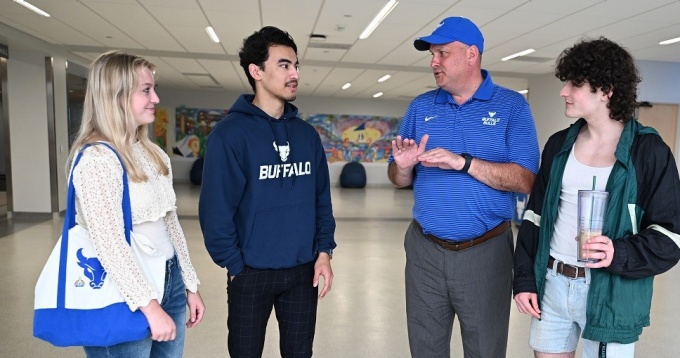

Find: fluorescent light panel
<box><xmin>341</xmin><ymin>83</ymin><xmax>351</xmax><ymax>90</ymax></box>
<box><xmin>501</xmin><ymin>48</ymin><xmax>535</xmax><ymax>62</ymax></box>
<box><xmin>359</xmin><ymin>0</ymin><xmax>399</xmax><ymax>40</ymax></box>
<box><xmin>517</xmin><ymin>89</ymin><xmax>528</xmax><ymax>94</ymax></box>
<box><xmin>373</xmin><ymin>92</ymin><xmax>384</xmax><ymax>98</ymax></box>
<box><xmin>659</xmin><ymin>36</ymin><xmax>680</xmax><ymax>45</ymax></box>
<box><xmin>378</xmin><ymin>74</ymin><xmax>391</xmax><ymax>82</ymax></box>
<box><xmin>205</xmin><ymin>26</ymin><xmax>220</xmax><ymax>43</ymax></box>
<box><xmin>13</xmin><ymin>0</ymin><xmax>50</xmax><ymax>17</ymax></box>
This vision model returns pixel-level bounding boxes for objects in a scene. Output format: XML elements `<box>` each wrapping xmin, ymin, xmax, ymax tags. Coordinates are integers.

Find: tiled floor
<box><xmin>2</xmin><ymin>184</ymin><xmax>679</xmax><ymax>357</ymax></box>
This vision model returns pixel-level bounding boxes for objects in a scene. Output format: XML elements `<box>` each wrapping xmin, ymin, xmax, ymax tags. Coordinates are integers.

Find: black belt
<box><xmin>548</xmin><ymin>256</ymin><xmax>586</xmax><ymax>278</ymax></box>
<box><xmin>413</xmin><ymin>220</ymin><xmax>510</xmax><ymax>251</ymax></box>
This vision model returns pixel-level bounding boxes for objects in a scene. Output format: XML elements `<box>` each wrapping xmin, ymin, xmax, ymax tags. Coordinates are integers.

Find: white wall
<box><xmin>638</xmin><ymin>60</ymin><xmax>680</xmax><ymax>104</ymax></box>
<box><xmin>1</xmin><ymin>22</ymin><xmax>71</xmax><ymax>213</ymax></box>
<box><xmin>526</xmin><ymin>73</ymin><xmax>570</xmax><ymax>150</ymax></box>
<box><xmin>7</xmin><ymin>48</ymin><xmax>51</xmax><ymax>212</ymax></box>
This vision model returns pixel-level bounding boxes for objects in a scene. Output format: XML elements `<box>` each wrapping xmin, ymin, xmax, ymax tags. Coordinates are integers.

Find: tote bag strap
<box><xmin>57</xmin><ymin>142</ymin><xmax>132</xmax><ymax>308</ymax></box>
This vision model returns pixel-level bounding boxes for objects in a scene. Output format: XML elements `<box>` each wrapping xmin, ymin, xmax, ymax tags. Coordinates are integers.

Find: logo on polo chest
<box><xmin>481</xmin><ymin>111</ymin><xmax>501</xmax><ymax>126</ymax></box>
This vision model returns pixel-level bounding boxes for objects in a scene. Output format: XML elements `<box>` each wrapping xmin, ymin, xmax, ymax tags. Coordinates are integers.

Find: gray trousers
<box><xmin>405</xmin><ymin>221</ymin><xmax>514</xmax><ymax>358</ymax></box>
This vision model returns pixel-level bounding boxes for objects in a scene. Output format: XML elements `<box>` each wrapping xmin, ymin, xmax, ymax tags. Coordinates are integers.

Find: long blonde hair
<box><xmin>68</xmin><ymin>50</ymin><xmax>168</xmax><ymax>181</ymax></box>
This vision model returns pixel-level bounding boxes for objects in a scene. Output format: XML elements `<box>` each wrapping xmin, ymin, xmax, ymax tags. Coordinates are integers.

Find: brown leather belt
<box><xmin>413</xmin><ymin>220</ymin><xmax>510</xmax><ymax>251</ymax></box>
<box><xmin>548</xmin><ymin>256</ymin><xmax>586</xmax><ymax>278</ymax></box>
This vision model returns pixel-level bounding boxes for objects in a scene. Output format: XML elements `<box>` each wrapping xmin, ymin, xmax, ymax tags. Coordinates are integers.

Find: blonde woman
<box><xmin>68</xmin><ymin>50</ymin><xmax>205</xmax><ymax>357</ymax></box>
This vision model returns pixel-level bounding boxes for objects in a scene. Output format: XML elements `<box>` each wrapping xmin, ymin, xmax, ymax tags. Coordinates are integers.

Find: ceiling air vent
<box><xmin>184</xmin><ymin>73</ymin><xmax>219</xmax><ymax>87</ymax></box>
<box><xmin>307</xmin><ymin>42</ymin><xmax>352</xmax><ymax>50</ymax></box>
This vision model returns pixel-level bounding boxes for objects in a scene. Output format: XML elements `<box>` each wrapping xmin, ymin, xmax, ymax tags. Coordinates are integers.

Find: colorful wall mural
<box><xmin>302</xmin><ymin>113</ymin><xmax>402</xmax><ymax>163</ymax></box>
<box><xmin>164</xmin><ymin>107</ymin><xmax>402</xmax><ymax>163</ymax></box>
<box><xmin>173</xmin><ymin>106</ymin><xmax>228</xmax><ymax>158</ymax></box>
<box><xmin>153</xmin><ymin>107</ymin><xmax>169</xmax><ymax>150</ymax></box>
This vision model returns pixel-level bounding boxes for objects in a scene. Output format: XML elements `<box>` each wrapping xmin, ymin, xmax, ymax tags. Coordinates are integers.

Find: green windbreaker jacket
<box><xmin>514</xmin><ymin>118</ymin><xmax>680</xmax><ymax>343</ymax></box>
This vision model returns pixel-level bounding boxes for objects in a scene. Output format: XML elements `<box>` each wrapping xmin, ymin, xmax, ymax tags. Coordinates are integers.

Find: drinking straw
<box><xmin>589</xmin><ymin>176</ymin><xmax>596</xmax><ymax>254</ymax></box>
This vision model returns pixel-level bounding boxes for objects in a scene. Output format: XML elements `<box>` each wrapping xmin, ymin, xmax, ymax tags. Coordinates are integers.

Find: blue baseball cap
<box><xmin>414</xmin><ymin>17</ymin><xmax>484</xmax><ymax>53</ymax></box>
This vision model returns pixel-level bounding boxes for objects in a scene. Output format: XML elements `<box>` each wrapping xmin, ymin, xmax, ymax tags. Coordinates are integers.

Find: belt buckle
<box><xmin>563</xmin><ymin>262</ymin><xmax>579</xmax><ymax>279</ymax></box>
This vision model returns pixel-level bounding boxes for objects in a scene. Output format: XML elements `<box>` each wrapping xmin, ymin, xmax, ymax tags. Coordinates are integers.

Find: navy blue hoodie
<box><xmin>199</xmin><ymin>94</ymin><xmax>336</xmax><ymax>276</ymax></box>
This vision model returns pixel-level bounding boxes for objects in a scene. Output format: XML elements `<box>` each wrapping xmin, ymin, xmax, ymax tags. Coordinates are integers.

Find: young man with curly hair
<box><xmin>513</xmin><ymin>37</ymin><xmax>680</xmax><ymax>357</ymax></box>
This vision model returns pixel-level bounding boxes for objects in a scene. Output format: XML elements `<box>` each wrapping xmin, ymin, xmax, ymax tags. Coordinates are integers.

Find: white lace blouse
<box><xmin>72</xmin><ymin>142</ymin><xmax>200</xmax><ymax>310</ymax></box>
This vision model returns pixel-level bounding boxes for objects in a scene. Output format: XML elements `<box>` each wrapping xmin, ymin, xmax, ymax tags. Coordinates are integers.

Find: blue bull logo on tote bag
<box><xmin>76</xmin><ymin>248</ymin><xmax>107</xmax><ymax>289</ymax></box>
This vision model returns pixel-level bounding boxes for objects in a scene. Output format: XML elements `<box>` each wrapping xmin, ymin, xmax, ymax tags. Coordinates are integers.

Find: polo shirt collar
<box><xmin>434</xmin><ymin>69</ymin><xmax>495</xmax><ymax>104</ymax></box>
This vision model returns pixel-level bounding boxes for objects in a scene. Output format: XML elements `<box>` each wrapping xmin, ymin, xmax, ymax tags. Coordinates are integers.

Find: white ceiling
<box><xmin>1</xmin><ymin>0</ymin><xmax>679</xmax><ymax>101</ymax></box>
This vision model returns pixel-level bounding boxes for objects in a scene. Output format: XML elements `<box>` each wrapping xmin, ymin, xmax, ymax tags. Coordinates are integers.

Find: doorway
<box><xmin>637</xmin><ymin>103</ymin><xmax>679</xmax><ymax>155</ymax></box>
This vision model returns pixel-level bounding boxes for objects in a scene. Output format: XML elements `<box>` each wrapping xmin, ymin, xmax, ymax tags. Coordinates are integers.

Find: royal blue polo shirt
<box><xmin>390</xmin><ymin>70</ymin><xmax>539</xmax><ymax>241</ymax></box>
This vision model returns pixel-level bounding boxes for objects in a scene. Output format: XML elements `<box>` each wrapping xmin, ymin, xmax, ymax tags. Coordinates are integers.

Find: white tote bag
<box><xmin>33</xmin><ymin>143</ymin><xmax>166</xmax><ymax>347</ymax></box>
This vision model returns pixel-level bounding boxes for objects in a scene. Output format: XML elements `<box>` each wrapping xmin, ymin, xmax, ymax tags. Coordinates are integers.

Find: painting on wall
<box><xmin>302</xmin><ymin>113</ymin><xmax>402</xmax><ymax>163</ymax></box>
<box><xmin>174</xmin><ymin>106</ymin><xmax>228</xmax><ymax>158</ymax></box>
<box><xmin>153</xmin><ymin>107</ymin><xmax>170</xmax><ymax>150</ymax></box>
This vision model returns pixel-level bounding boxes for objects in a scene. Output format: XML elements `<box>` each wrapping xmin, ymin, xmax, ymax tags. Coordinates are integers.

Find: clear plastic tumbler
<box><xmin>577</xmin><ymin>190</ymin><xmax>608</xmax><ymax>262</ymax></box>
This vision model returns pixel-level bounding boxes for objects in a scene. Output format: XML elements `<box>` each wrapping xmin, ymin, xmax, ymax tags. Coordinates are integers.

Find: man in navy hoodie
<box><xmin>199</xmin><ymin>26</ymin><xmax>336</xmax><ymax>358</ymax></box>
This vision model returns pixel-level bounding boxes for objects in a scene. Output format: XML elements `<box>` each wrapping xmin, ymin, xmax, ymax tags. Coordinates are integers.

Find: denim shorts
<box><xmin>529</xmin><ymin>265</ymin><xmax>635</xmax><ymax>358</ymax></box>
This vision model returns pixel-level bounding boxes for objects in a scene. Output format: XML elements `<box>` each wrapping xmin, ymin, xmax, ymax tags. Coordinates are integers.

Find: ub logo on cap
<box><xmin>414</xmin><ymin>17</ymin><xmax>484</xmax><ymax>53</ymax></box>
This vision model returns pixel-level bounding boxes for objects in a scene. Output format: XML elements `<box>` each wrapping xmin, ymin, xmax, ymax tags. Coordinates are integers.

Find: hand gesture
<box><xmin>418</xmin><ymin>148</ymin><xmax>461</xmax><ymax>170</ymax></box>
<box><xmin>391</xmin><ymin>134</ymin><xmax>429</xmax><ymax>170</ymax></box>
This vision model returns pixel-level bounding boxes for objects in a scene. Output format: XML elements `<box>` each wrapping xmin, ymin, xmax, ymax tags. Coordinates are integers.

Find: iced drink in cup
<box><xmin>577</xmin><ymin>190</ymin><xmax>608</xmax><ymax>262</ymax></box>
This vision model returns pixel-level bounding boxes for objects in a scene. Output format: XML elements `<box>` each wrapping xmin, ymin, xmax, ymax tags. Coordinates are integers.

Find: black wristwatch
<box><xmin>460</xmin><ymin>153</ymin><xmax>473</xmax><ymax>173</ymax></box>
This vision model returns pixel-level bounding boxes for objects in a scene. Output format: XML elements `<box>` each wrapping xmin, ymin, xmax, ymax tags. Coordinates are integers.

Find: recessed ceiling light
<box><xmin>205</xmin><ymin>27</ymin><xmax>220</xmax><ymax>43</ymax></box>
<box><xmin>378</xmin><ymin>74</ymin><xmax>391</xmax><ymax>82</ymax></box>
<box><xmin>501</xmin><ymin>49</ymin><xmax>535</xmax><ymax>62</ymax></box>
<box><xmin>373</xmin><ymin>92</ymin><xmax>384</xmax><ymax>98</ymax></box>
<box><xmin>517</xmin><ymin>89</ymin><xmax>528</xmax><ymax>94</ymax></box>
<box><xmin>13</xmin><ymin>0</ymin><xmax>50</xmax><ymax>17</ymax></box>
<box><xmin>359</xmin><ymin>0</ymin><xmax>399</xmax><ymax>40</ymax></box>
<box><xmin>342</xmin><ymin>83</ymin><xmax>351</xmax><ymax>90</ymax></box>
<box><xmin>659</xmin><ymin>36</ymin><xmax>680</xmax><ymax>45</ymax></box>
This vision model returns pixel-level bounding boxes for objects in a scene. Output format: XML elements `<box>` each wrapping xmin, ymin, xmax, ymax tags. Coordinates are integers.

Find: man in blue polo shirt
<box><xmin>388</xmin><ymin>17</ymin><xmax>539</xmax><ymax>357</ymax></box>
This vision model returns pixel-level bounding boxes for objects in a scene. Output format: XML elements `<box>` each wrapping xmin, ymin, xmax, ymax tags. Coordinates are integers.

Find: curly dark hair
<box><xmin>239</xmin><ymin>26</ymin><xmax>297</xmax><ymax>92</ymax></box>
<box><xmin>555</xmin><ymin>37</ymin><xmax>641</xmax><ymax>122</ymax></box>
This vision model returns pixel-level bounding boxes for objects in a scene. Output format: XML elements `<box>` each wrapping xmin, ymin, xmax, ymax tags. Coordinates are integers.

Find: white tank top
<box><xmin>133</xmin><ymin>218</ymin><xmax>175</xmax><ymax>260</ymax></box>
<box><xmin>550</xmin><ymin>146</ymin><xmax>612</xmax><ymax>267</ymax></box>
